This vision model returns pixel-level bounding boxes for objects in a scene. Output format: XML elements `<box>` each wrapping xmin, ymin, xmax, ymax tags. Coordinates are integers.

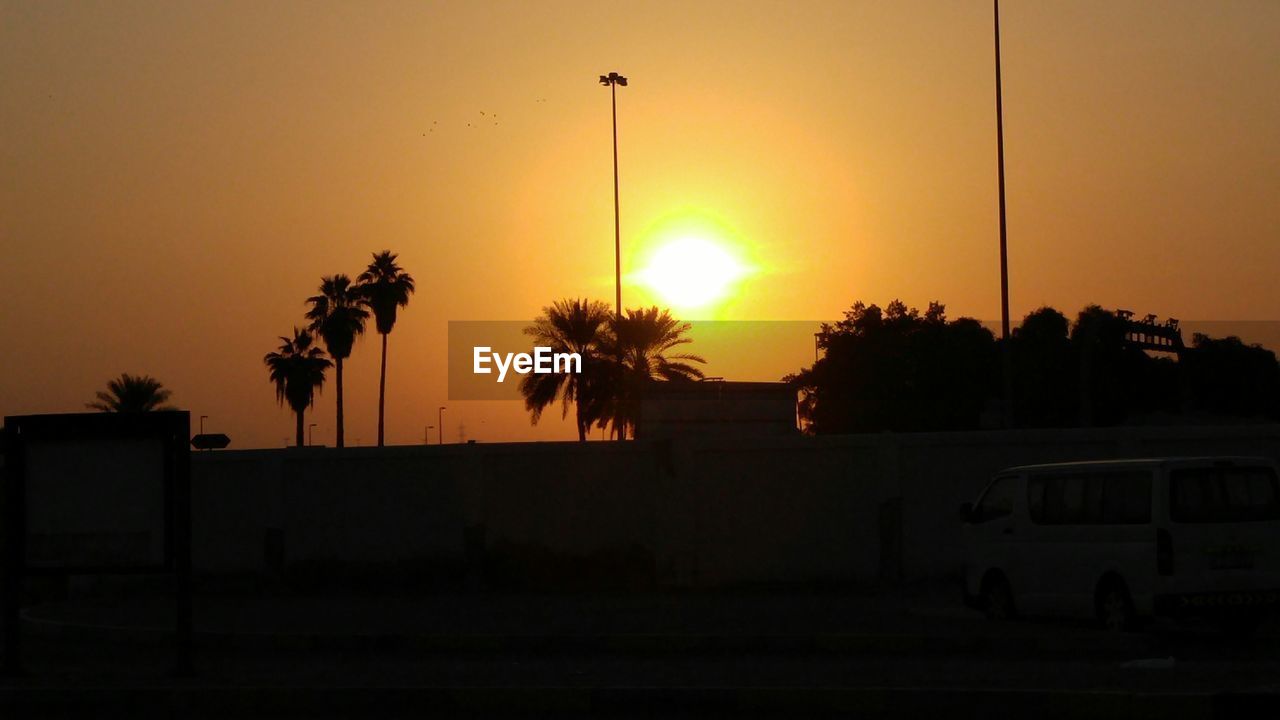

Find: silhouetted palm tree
<box><xmin>87</xmin><ymin>373</ymin><xmax>175</xmax><ymax>412</ymax></box>
<box><xmin>305</xmin><ymin>274</ymin><xmax>369</xmax><ymax>448</ymax></box>
<box><xmin>519</xmin><ymin>298</ymin><xmax>613</xmax><ymax>441</ymax></box>
<box><xmin>604</xmin><ymin>307</ymin><xmax>706</xmax><ymax>439</ymax></box>
<box><xmin>264</xmin><ymin>328</ymin><xmax>332</xmax><ymax>447</ymax></box>
<box><xmin>356</xmin><ymin>251</ymin><xmax>415</xmax><ymax>447</ymax></box>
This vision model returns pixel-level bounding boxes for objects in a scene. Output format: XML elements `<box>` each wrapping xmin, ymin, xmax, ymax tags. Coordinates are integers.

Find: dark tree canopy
<box><xmin>790</xmin><ymin>301</ymin><xmax>1280</xmax><ymax>435</ymax></box>
<box><xmin>264</xmin><ymin>327</ymin><xmax>332</xmax><ymax>447</ymax></box>
<box><xmin>1184</xmin><ymin>334</ymin><xmax>1280</xmax><ymax>420</ymax></box>
<box><xmin>87</xmin><ymin>373</ymin><xmax>175</xmax><ymax>413</ymax></box>
<box><xmin>604</xmin><ymin>306</ymin><xmax>706</xmax><ymax>439</ymax></box>
<box><xmin>1010</xmin><ymin>306</ymin><xmax>1075</xmax><ymax>427</ymax></box>
<box><xmin>356</xmin><ymin>250</ymin><xmax>415</xmax><ymax>447</ymax></box>
<box><xmin>519</xmin><ymin>302</ymin><xmax>705</xmax><ymax>440</ymax></box>
<box><xmin>520</xmin><ymin>298</ymin><xmax>614</xmax><ymax>441</ymax></box>
<box><xmin>305</xmin><ymin>273</ymin><xmax>369</xmax><ymax>448</ymax></box>
<box><xmin>788</xmin><ymin>301</ymin><xmax>997</xmax><ymax>434</ymax></box>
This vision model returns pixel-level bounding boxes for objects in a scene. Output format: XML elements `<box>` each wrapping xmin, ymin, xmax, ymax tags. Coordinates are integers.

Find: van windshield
<box><xmin>1169</xmin><ymin>465</ymin><xmax>1280</xmax><ymax>523</ymax></box>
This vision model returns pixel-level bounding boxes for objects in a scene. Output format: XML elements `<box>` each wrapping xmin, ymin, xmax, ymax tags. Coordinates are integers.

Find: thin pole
<box><xmin>438</xmin><ymin>407</ymin><xmax>446</xmax><ymax>445</ymax></box>
<box><xmin>174</xmin><ymin>420</ymin><xmax>193</xmax><ymax>676</ymax></box>
<box><xmin>611</xmin><ymin>81</ymin><xmax>622</xmax><ymax>319</ymax></box>
<box><xmin>995</xmin><ymin>0</ymin><xmax>1013</xmax><ymax>428</ymax></box>
<box><xmin>607</xmin><ymin>75</ymin><xmax>624</xmax><ymax>440</ymax></box>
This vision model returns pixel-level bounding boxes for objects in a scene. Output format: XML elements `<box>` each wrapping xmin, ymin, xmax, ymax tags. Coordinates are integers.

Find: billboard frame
<box><xmin>1</xmin><ymin>410</ymin><xmax>192</xmax><ymax>676</ymax></box>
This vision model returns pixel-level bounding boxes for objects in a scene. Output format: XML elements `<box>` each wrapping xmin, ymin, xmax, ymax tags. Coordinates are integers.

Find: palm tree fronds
<box><xmin>86</xmin><ymin>373</ymin><xmax>175</xmax><ymax>412</ymax></box>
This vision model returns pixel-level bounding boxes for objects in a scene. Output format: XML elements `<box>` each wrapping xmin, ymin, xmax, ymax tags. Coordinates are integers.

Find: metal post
<box><xmin>995</xmin><ymin>0</ymin><xmax>1014</xmax><ymax>428</ymax></box>
<box><xmin>2</xmin><ymin>426</ymin><xmax>25</xmax><ymax>676</ymax></box>
<box><xmin>173</xmin><ymin>417</ymin><xmax>193</xmax><ymax>676</ymax></box>
<box><xmin>611</xmin><ymin>81</ymin><xmax>622</xmax><ymax>319</ymax></box>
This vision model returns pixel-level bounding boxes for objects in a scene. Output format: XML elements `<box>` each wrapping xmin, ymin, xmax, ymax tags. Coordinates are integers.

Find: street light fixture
<box><xmin>438</xmin><ymin>406</ymin><xmax>447</xmax><ymax>445</ymax></box>
<box><xmin>599</xmin><ymin>71</ymin><xmax>627</xmax><ymax>319</ymax></box>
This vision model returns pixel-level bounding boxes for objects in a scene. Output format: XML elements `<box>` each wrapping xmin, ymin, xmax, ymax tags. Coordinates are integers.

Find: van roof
<box><xmin>1003</xmin><ymin>456</ymin><xmax>1276</xmax><ymax>474</ymax></box>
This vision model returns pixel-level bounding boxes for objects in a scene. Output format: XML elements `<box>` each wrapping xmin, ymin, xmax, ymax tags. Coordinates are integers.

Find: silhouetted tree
<box><xmin>305</xmin><ymin>274</ymin><xmax>369</xmax><ymax>448</ymax></box>
<box><xmin>86</xmin><ymin>373</ymin><xmax>175</xmax><ymax>412</ymax></box>
<box><xmin>357</xmin><ymin>251</ymin><xmax>415</xmax><ymax>447</ymax></box>
<box><xmin>1011</xmin><ymin>306</ymin><xmax>1076</xmax><ymax>426</ymax></box>
<box><xmin>264</xmin><ymin>327</ymin><xmax>332</xmax><ymax>447</ymax></box>
<box><xmin>789</xmin><ymin>300</ymin><xmax>996</xmax><ymax>434</ymax></box>
<box><xmin>519</xmin><ymin>298</ymin><xmax>614</xmax><ymax>441</ymax></box>
<box><xmin>1183</xmin><ymin>334</ymin><xmax>1280</xmax><ymax>421</ymax></box>
<box><xmin>1070</xmin><ymin>305</ymin><xmax>1161</xmax><ymax>426</ymax></box>
<box><xmin>793</xmin><ymin>299</ymin><xmax>1280</xmax><ymax>433</ymax></box>
<box><xmin>602</xmin><ymin>306</ymin><xmax>706</xmax><ymax>439</ymax></box>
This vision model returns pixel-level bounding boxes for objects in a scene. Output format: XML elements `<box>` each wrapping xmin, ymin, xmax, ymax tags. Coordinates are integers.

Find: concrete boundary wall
<box><xmin>190</xmin><ymin>426</ymin><xmax>1280</xmax><ymax>587</ymax></box>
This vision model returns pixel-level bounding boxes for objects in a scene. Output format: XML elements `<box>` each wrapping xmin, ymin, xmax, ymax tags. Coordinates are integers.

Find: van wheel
<box><xmin>1097</xmin><ymin>582</ymin><xmax>1136</xmax><ymax>632</ymax></box>
<box><xmin>982</xmin><ymin>576</ymin><xmax>1015</xmax><ymax>621</ymax></box>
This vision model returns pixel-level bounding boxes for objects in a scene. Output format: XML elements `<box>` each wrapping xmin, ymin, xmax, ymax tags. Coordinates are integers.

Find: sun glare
<box><xmin>638</xmin><ymin>236</ymin><xmax>746</xmax><ymax>310</ymax></box>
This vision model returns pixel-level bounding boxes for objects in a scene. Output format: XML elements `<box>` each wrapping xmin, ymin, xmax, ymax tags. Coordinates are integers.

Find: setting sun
<box><xmin>638</xmin><ymin>236</ymin><xmax>746</xmax><ymax>310</ymax></box>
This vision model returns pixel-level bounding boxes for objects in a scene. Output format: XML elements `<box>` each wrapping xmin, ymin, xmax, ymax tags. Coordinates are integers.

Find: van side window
<box><xmin>1030</xmin><ymin>474</ymin><xmax>1095</xmax><ymax>524</ymax></box>
<box><xmin>1066</xmin><ymin>474</ymin><xmax>1104</xmax><ymax>524</ymax></box>
<box><xmin>1029</xmin><ymin>471</ymin><xmax>1150</xmax><ymax>525</ymax></box>
<box><xmin>1102</xmin><ymin>471</ymin><xmax>1152</xmax><ymax>523</ymax></box>
<box><xmin>1170</xmin><ymin>466</ymin><xmax>1280</xmax><ymax>523</ymax></box>
<box><xmin>1027</xmin><ymin>476</ymin><xmax>1046</xmax><ymax>522</ymax></box>
<box><xmin>974</xmin><ymin>476</ymin><xmax>1016</xmax><ymax>523</ymax></box>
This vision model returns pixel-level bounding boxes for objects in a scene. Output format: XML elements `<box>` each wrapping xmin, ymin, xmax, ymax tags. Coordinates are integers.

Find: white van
<box><xmin>961</xmin><ymin>457</ymin><xmax>1280</xmax><ymax>632</ymax></box>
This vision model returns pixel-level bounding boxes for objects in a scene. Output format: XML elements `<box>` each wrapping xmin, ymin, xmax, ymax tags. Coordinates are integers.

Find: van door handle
<box><xmin>1002</xmin><ymin>528</ymin><xmax>1013</xmax><ymax>535</ymax></box>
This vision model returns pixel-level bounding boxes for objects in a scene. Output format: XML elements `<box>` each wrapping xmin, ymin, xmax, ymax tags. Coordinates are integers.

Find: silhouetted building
<box><xmin>638</xmin><ymin>380</ymin><xmax>798</xmax><ymax>439</ymax></box>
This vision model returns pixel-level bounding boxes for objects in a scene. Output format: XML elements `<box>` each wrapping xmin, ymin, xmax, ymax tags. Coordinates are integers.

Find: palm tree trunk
<box><xmin>295</xmin><ymin>408</ymin><xmax>305</xmax><ymax>448</ymax></box>
<box><xmin>377</xmin><ymin>333</ymin><xmax>387</xmax><ymax>447</ymax></box>
<box><xmin>335</xmin><ymin>357</ymin><xmax>345</xmax><ymax>448</ymax></box>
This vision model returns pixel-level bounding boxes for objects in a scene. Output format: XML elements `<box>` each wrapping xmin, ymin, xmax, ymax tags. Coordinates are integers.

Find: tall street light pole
<box><xmin>600</xmin><ymin>71</ymin><xmax>627</xmax><ymax>319</ymax></box>
<box><xmin>600</xmin><ymin>71</ymin><xmax>628</xmax><ymax>441</ymax></box>
<box><xmin>994</xmin><ymin>0</ymin><xmax>1013</xmax><ymax>428</ymax></box>
<box><xmin>438</xmin><ymin>406</ymin><xmax>447</xmax><ymax>445</ymax></box>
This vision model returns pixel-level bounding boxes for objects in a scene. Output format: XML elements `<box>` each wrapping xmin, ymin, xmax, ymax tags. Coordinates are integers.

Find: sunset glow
<box><xmin>1</xmin><ymin>1</ymin><xmax>1276</xmax><ymax>447</ymax></box>
<box><xmin>639</xmin><ymin>236</ymin><xmax>746</xmax><ymax>311</ymax></box>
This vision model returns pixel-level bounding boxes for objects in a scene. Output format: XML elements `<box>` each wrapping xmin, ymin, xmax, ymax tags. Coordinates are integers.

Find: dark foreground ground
<box><xmin>4</xmin><ymin>583</ymin><xmax>1280</xmax><ymax>718</ymax></box>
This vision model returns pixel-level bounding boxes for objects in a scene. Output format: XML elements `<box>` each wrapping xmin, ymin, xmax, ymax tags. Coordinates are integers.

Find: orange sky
<box><xmin>2</xmin><ymin>1</ymin><xmax>1278</xmax><ymax>447</ymax></box>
